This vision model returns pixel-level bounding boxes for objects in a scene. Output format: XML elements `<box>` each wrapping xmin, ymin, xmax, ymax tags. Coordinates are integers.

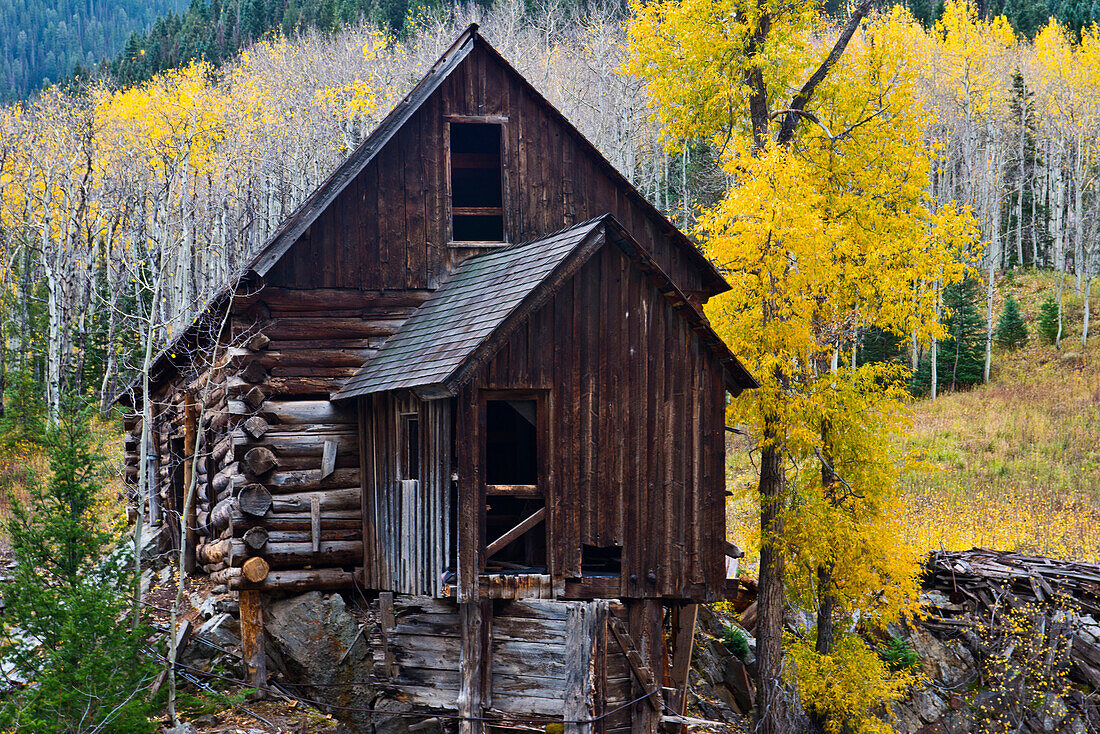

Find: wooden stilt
<box><xmin>669</xmin><ymin>603</ymin><xmax>698</xmax><ymax>732</ymax></box>
<box><xmin>565</xmin><ymin>600</ymin><xmax>608</xmax><ymax>734</ymax></box>
<box><xmin>458</xmin><ymin>599</ymin><xmax>489</xmax><ymax>734</ymax></box>
<box><xmin>239</xmin><ymin>590</ymin><xmax>268</xmax><ymax>694</ymax></box>
<box><xmin>626</xmin><ymin>600</ymin><xmax>662</xmax><ymax>734</ymax></box>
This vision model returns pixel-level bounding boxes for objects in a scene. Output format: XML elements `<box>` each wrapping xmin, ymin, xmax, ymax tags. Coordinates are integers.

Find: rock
<box><xmin>909</xmin><ymin>625</ymin><xmax>970</xmax><ymax>683</ymax></box>
<box><xmin>890</xmin><ymin>702</ymin><xmax>923</xmax><ymax>734</ymax></box>
<box><xmin>722</xmin><ymin>657</ymin><xmax>754</xmax><ymax>715</ymax></box>
<box><xmin>913</xmin><ymin>689</ymin><xmax>947</xmax><ymax>723</ymax></box>
<box><xmin>264</xmin><ymin>592</ymin><xmax>373</xmax><ymax>731</ymax></box>
<box><xmin>162</xmin><ymin>724</ymin><xmax>198</xmax><ymax>734</ymax></box>
<box><xmin>189</xmin><ymin>592</ymin><xmax>216</xmax><ymax>618</ymax></box>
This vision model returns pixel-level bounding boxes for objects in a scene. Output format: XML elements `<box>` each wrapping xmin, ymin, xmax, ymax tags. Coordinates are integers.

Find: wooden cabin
<box><xmin>121</xmin><ymin>24</ymin><xmax>756</xmax><ymax>733</ymax></box>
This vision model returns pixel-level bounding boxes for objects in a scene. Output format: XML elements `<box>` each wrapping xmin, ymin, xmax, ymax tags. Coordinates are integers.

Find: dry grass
<box><xmin>727</xmin><ymin>270</ymin><xmax>1100</xmax><ymax>569</ymax></box>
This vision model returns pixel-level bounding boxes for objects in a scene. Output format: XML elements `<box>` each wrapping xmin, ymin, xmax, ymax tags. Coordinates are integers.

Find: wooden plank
<box><xmin>669</xmin><ymin>604</ymin><xmax>698</xmax><ymax>722</ymax></box>
<box><xmin>321</xmin><ymin>439</ymin><xmax>337</xmax><ymax>479</ymax></box>
<box><xmin>608</xmin><ymin>615</ymin><xmax>660</xmax><ymax>713</ymax></box>
<box><xmin>565</xmin><ymin>601</ymin><xmax>606</xmax><ymax>734</ymax></box>
<box><xmin>310</xmin><ymin>495</ymin><xmax>321</xmax><ymax>552</ymax></box>
<box><xmin>485</xmin><ymin>507</ymin><xmax>546</xmax><ymax>559</ymax></box>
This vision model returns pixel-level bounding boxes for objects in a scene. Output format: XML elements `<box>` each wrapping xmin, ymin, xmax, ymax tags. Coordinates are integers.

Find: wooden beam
<box><xmin>458</xmin><ymin>600</ymin><xmax>489</xmax><ymax>734</ymax></box>
<box><xmin>484</xmin><ymin>507</ymin><xmax>545</xmax><ymax>559</ymax></box>
<box><xmin>608</xmin><ymin>616</ymin><xmax>661</xmax><ymax>713</ymax></box>
<box><xmin>239</xmin><ymin>590</ymin><xmax>268</xmax><ymax>693</ymax></box>
<box><xmin>565</xmin><ymin>601</ymin><xmax>607</xmax><ymax>734</ymax></box>
<box><xmin>669</xmin><ymin>604</ymin><xmax>698</xmax><ymax>726</ymax></box>
<box><xmin>485</xmin><ymin>484</ymin><xmax>541</xmax><ymax>498</ymax></box>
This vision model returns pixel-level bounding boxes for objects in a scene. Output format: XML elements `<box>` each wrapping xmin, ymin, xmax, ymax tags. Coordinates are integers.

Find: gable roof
<box><xmin>333</xmin><ymin>214</ymin><xmax>756</xmax><ymax>402</ymax></box>
<box><xmin>115</xmin><ymin>23</ymin><xmax>732</xmax><ymax>407</ymax></box>
<box><xmin>243</xmin><ymin>23</ymin><xmax>728</xmax><ymax>294</ymax></box>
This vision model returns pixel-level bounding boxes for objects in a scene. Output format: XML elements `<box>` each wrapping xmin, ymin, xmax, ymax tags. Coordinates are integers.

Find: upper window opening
<box><xmin>485</xmin><ymin>399</ymin><xmax>537</xmax><ymax>485</ymax></box>
<box><xmin>450</xmin><ymin>122</ymin><xmax>504</xmax><ymax>242</ymax></box>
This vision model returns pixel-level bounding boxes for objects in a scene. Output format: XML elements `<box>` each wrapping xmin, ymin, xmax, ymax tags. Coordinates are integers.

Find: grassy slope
<box><xmin>901</xmin><ymin>270</ymin><xmax>1100</xmax><ymax>562</ymax></box>
<box><xmin>726</xmin><ymin>269</ymin><xmax>1100</xmax><ymax>568</ymax></box>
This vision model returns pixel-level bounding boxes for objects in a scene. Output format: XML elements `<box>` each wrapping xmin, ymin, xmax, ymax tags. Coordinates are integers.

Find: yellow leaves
<box><xmin>788</xmin><ymin>634</ymin><xmax>919</xmax><ymax>734</ymax></box>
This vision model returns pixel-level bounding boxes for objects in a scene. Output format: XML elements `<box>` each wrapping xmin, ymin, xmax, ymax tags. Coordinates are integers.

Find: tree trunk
<box><xmin>755</xmin><ymin>427</ymin><xmax>787</xmax><ymax>734</ymax></box>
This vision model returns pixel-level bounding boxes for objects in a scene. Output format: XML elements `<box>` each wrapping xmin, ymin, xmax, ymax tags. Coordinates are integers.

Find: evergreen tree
<box><xmin>0</xmin><ymin>395</ymin><xmax>156</xmax><ymax>734</ymax></box>
<box><xmin>995</xmin><ymin>295</ymin><xmax>1028</xmax><ymax>348</ymax></box>
<box><xmin>856</xmin><ymin>326</ymin><xmax>906</xmax><ymax>367</ymax></box>
<box><xmin>1037</xmin><ymin>295</ymin><xmax>1060</xmax><ymax>343</ymax></box>
<box><xmin>0</xmin><ymin>364</ymin><xmax>45</xmax><ymax>450</ymax></box>
<box><xmin>913</xmin><ymin>279</ymin><xmax>986</xmax><ymax>394</ymax></box>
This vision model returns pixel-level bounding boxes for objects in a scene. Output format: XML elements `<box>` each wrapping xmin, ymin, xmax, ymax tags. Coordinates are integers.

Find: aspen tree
<box><xmin>627</xmin><ymin>5</ymin><xmax>974</xmax><ymax>730</ymax></box>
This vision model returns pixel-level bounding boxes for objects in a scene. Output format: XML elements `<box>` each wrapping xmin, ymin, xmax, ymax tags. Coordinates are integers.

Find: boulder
<box><xmin>264</xmin><ymin>592</ymin><xmax>375</xmax><ymax>731</ymax></box>
<box><xmin>913</xmin><ymin>689</ymin><xmax>948</xmax><ymax>723</ymax></box>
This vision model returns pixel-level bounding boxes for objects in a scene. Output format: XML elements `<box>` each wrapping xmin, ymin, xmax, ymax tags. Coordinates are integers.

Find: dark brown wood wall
<box><xmin>463</xmin><ymin>243</ymin><xmax>727</xmax><ymax>600</ymax></box>
<box><xmin>265</xmin><ymin>44</ymin><xmax>709</xmax><ymax>298</ymax></box>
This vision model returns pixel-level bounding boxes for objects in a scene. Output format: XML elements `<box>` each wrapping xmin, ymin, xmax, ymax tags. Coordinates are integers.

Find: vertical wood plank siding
<box><xmin>264</xmin><ymin>45</ymin><xmax>707</xmax><ymax>298</ymax></box>
<box><xmin>360</xmin><ymin>393</ymin><xmax>452</xmax><ymax>595</ymax></box>
<box><xmin>465</xmin><ymin>244</ymin><xmax>727</xmax><ymax>600</ymax></box>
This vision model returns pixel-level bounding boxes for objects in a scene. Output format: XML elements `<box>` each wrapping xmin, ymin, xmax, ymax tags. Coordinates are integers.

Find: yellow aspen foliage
<box><xmin>627</xmin><ymin>4</ymin><xmax>976</xmax><ymax>729</ymax></box>
<box><xmin>787</xmin><ymin>633</ymin><xmax>919</xmax><ymax>734</ymax></box>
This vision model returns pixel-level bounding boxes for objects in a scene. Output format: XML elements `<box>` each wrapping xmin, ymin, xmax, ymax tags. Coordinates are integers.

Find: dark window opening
<box><xmin>450</xmin><ymin>122</ymin><xmax>504</xmax><ymax>242</ymax></box>
<box><xmin>485</xmin><ymin>400</ymin><xmax>537</xmax><ymax>485</ymax></box>
<box><xmin>484</xmin><ymin>496</ymin><xmax>546</xmax><ymax>571</ymax></box>
<box><xmin>401</xmin><ymin>414</ymin><xmax>419</xmax><ymax>481</ymax></box>
<box><xmin>582</xmin><ymin>545</ymin><xmax>622</xmax><ymax>576</ymax></box>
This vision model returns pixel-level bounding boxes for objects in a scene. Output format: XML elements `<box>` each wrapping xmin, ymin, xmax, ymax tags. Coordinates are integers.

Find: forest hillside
<box><xmin>0</xmin><ymin>0</ymin><xmax>187</xmax><ymax>101</ymax></box>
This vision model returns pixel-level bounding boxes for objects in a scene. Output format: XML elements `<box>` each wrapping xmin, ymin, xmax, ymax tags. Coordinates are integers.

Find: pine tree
<box><xmin>913</xmin><ymin>279</ymin><xmax>986</xmax><ymax>394</ymax></box>
<box><xmin>995</xmin><ymin>295</ymin><xmax>1028</xmax><ymax>348</ymax></box>
<box><xmin>1037</xmin><ymin>295</ymin><xmax>1060</xmax><ymax>343</ymax></box>
<box><xmin>0</xmin><ymin>394</ymin><xmax>156</xmax><ymax>734</ymax></box>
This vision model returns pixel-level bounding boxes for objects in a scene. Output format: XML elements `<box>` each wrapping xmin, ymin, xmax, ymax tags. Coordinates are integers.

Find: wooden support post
<box><xmin>239</xmin><ymin>589</ymin><xmax>268</xmax><ymax>693</ymax></box>
<box><xmin>622</xmin><ymin>600</ymin><xmax>662</xmax><ymax>734</ymax></box>
<box><xmin>669</xmin><ymin>604</ymin><xmax>698</xmax><ymax>729</ymax></box>
<box><xmin>458</xmin><ymin>599</ymin><xmax>490</xmax><ymax>734</ymax></box>
<box><xmin>566</xmin><ymin>600</ymin><xmax>608</xmax><ymax>734</ymax></box>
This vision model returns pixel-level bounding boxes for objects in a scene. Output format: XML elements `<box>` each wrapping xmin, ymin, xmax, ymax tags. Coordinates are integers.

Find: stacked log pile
<box><xmin>924</xmin><ymin>549</ymin><xmax>1100</xmax><ymax>689</ymax></box>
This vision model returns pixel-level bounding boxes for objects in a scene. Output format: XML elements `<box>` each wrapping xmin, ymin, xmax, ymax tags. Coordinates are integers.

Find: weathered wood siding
<box><xmin>460</xmin><ymin>242</ymin><xmax>727</xmax><ymax>600</ymax></box>
<box><xmin>359</xmin><ymin>392</ymin><xmax>452</xmax><ymax>595</ymax></box>
<box><xmin>372</xmin><ymin>595</ymin><xmax>626</xmax><ymax>721</ymax></box>
<box><xmin>265</xmin><ymin>43</ymin><xmax>712</xmax><ymax>299</ymax></box>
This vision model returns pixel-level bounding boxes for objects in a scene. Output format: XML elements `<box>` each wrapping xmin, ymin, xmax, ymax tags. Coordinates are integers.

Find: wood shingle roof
<box><xmin>333</xmin><ymin>215</ymin><xmax>757</xmax><ymax>401</ymax></box>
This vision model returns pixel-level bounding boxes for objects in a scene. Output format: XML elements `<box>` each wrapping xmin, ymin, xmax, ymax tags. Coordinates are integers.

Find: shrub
<box><xmin>0</xmin><ymin>395</ymin><xmax>156</xmax><ymax>734</ymax></box>
<box><xmin>1037</xmin><ymin>295</ymin><xmax>1059</xmax><ymax>343</ymax></box>
<box><xmin>880</xmin><ymin>636</ymin><xmax>920</xmax><ymax>673</ymax></box>
<box><xmin>722</xmin><ymin>623</ymin><xmax>751</xmax><ymax>660</ymax></box>
<box><xmin>994</xmin><ymin>295</ymin><xmax>1028</xmax><ymax>349</ymax></box>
